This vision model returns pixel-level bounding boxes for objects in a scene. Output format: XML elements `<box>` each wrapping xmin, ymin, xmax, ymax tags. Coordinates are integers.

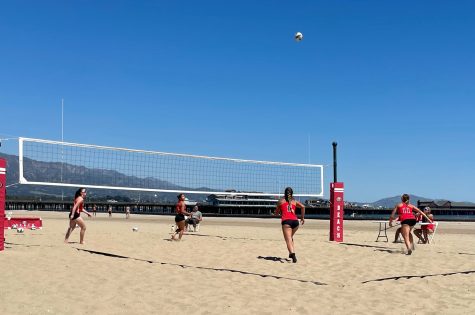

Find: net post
<box><xmin>18</xmin><ymin>137</ymin><xmax>26</xmax><ymax>184</ymax></box>
<box><xmin>0</xmin><ymin>158</ymin><xmax>6</xmax><ymax>251</ymax></box>
<box><xmin>329</xmin><ymin>143</ymin><xmax>344</xmax><ymax>242</ymax></box>
<box><xmin>332</xmin><ymin>142</ymin><xmax>337</xmax><ymax>182</ymax></box>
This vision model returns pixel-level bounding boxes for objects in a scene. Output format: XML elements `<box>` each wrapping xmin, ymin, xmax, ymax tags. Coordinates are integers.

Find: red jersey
<box><xmin>422</xmin><ymin>216</ymin><xmax>435</xmax><ymax>230</ymax></box>
<box><xmin>426</xmin><ymin>221</ymin><xmax>435</xmax><ymax>230</ymax></box>
<box><xmin>175</xmin><ymin>202</ymin><xmax>185</xmax><ymax>214</ymax></box>
<box><xmin>397</xmin><ymin>203</ymin><xmax>415</xmax><ymax>221</ymax></box>
<box><xmin>70</xmin><ymin>197</ymin><xmax>84</xmax><ymax>219</ymax></box>
<box><xmin>74</xmin><ymin>197</ymin><xmax>84</xmax><ymax>212</ymax></box>
<box><xmin>279</xmin><ymin>201</ymin><xmax>298</xmax><ymax>221</ymax></box>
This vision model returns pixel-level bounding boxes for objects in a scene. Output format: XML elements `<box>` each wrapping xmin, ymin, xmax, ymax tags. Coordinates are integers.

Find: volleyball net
<box><xmin>18</xmin><ymin>137</ymin><xmax>323</xmax><ymax>197</ymax></box>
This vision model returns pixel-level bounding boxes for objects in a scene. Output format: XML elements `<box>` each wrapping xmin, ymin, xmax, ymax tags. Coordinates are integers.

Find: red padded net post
<box><xmin>329</xmin><ymin>182</ymin><xmax>344</xmax><ymax>242</ymax></box>
<box><xmin>0</xmin><ymin>158</ymin><xmax>6</xmax><ymax>251</ymax></box>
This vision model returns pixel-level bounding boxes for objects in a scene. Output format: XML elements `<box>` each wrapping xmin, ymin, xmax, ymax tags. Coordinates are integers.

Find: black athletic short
<box><xmin>187</xmin><ymin>218</ymin><xmax>198</xmax><ymax>225</ymax></box>
<box><xmin>175</xmin><ymin>213</ymin><xmax>185</xmax><ymax>223</ymax></box>
<box><xmin>70</xmin><ymin>211</ymin><xmax>80</xmax><ymax>220</ymax></box>
<box><xmin>401</xmin><ymin>219</ymin><xmax>417</xmax><ymax>227</ymax></box>
<box><xmin>282</xmin><ymin>219</ymin><xmax>299</xmax><ymax>229</ymax></box>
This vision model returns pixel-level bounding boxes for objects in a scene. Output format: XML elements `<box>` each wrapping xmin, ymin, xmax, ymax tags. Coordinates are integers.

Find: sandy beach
<box><xmin>1</xmin><ymin>211</ymin><xmax>474</xmax><ymax>315</ymax></box>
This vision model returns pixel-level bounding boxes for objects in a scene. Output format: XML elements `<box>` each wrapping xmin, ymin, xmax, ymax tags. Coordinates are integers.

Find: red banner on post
<box><xmin>0</xmin><ymin>158</ymin><xmax>6</xmax><ymax>251</ymax></box>
<box><xmin>329</xmin><ymin>182</ymin><xmax>344</xmax><ymax>242</ymax></box>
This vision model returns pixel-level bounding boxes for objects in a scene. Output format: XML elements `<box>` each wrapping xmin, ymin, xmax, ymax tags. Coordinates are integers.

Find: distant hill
<box><xmin>370</xmin><ymin>195</ymin><xmax>432</xmax><ymax>208</ymax></box>
<box><xmin>0</xmin><ymin>152</ymin><xmax>211</xmax><ymax>202</ymax></box>
<box><xmin>2</xmin><ymin>152</ymin><xmax>474</xmax><ymax>205</ymax></box>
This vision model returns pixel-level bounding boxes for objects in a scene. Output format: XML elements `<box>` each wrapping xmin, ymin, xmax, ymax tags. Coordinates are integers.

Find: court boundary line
<box><xmin>75</xmin><ymin>248</ymin><xmax>327</xmax><ymax>286</ymax></box>
<box><xmin>362</xmin><ymin>270</ymin><xmax>475</xmax><ymax>284</ymax></box>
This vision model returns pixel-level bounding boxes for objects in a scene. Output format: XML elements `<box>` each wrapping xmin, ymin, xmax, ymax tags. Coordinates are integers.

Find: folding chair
<box><xmin>417</xmin><ymin>222</ymin><xmax>438</xmax><ymax>244</ymax></box>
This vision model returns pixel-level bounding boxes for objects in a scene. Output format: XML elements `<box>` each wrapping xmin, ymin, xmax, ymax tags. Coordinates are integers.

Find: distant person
<box><xmin>64</xmin><ymin>188</ymin><xmax>92</xmax><ymax>244</ymax></box>
<box><xmin>186</xmin><ymin>205</ymin><xmax>203</xmax><ymax>231</ymax></box>
<box><xmin>171</xmin><ymin>194</ymin><xmax>191</xmax><ymax>241</ymax></box>
<box><xmin>414</xmin><ymin>207</ymin><xmax>435</xmax><ymax>244</ymax></box>
<box><xmin>125</xmin><ymin>206</ymin><xmax>131</xmax><ymax>219</ymax></box>
<box><xmin>92</xmin><ymin>204</ymin><xmax>97</xmax><ymax>217</ymax></box>
<box><xmin>389</xmin><ymin>194</ymin><xmax>431</xmax><ymax>255</ymax></box>
<box><xmin>274</xmin><ymin>187</ymin><xmax>305</xmax><ymax>263</ymax></box>
<box><xmin>108</xmin><ymin>205</ymin><xmax>112</xmax><ymax>217</ymax></box>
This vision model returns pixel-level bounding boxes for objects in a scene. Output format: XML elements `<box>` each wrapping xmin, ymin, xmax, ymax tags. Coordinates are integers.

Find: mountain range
<box><xmin>0</xmin><ymin>152</ymin><xmax>210</xmax><ymax>202</ymax></box>
<box><xmin>1</xmin><ymin>152</ymin><xmax>473</xmax><ymax>205</ymax></box>
<box><xmin>365</xmin><ymin>195</ymin><xmax>475</xmax><ymax>208</ymax></box>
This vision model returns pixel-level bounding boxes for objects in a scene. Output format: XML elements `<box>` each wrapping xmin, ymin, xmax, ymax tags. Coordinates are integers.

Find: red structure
<box><xmin>0</xmin><ymin>158</ymin><xmax>6</xmax><ymax>251</ymax></box>
<box><xmin>329</xmin><ymin>182</ymin><xmax>344</xmax><ymax>242</ymax></box>
<box><xmin>4</xmin><ymin>217</ymin><xmax>43</xmax><ymax>229</ymax></box>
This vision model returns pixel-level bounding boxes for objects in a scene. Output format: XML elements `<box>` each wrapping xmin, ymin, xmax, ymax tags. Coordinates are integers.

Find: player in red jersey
<box><xmin>274</xmin><ymin>187</ymin><xmax>305</xmax><ymax>263</ymax></box>
<box><xmin>171</xmin><ymin>193</ymin><xmax>191</xmax><ymax>241</ymax></box>
<box><xmin>414</xmin><ymin>207</ymin><xmax>435</xmax><ymax>244</ymax></box>
<box><xmin>64</xmin><ymin>188</ymin><xmax>92</xmax><ymax>244</ymax></box>
<box><xmin>389</xmin><ymin>194</ymin><xmax>431</xmax><ymax>255</ymax></box>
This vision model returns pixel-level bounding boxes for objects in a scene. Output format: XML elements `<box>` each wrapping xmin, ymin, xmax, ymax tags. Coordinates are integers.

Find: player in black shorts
<box><xmin>390</xmin><ymin>194</ymin><xmax>431</xmax><ymax>255</ymax></box>
<box><xmin>171</xmin><ymin>194</ymin><xmax>191</xmax><ymax>241</ymax></box>
<box><xmin>64</xmin><ymin>188</ymin><xmax>92</xmax><ymax>244</ymax></box>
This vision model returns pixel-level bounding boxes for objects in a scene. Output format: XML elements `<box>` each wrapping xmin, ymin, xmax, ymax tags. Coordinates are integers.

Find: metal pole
<box><xmin>307</xmin><ymin>134</ymin><xmax>311</xmax><ymax>164</ymax></box>
<box><xmin>1</xmin><ymin>158</ymin><xmax>6</xmax><ymax>251</ymax></box>
<box><xmin>61</xmin><ymin>99</ymin><xmax>64</xmax><ymax>201</ymax></box>
<box><xmin>61</xmin><ymin>98</ymin><xmax>64</xmax><ymax>142</ymax></box>
<box><xmin>332</xmin><ymin>142</ymin><xmax>337</xmax><ymax>183</ymax></box>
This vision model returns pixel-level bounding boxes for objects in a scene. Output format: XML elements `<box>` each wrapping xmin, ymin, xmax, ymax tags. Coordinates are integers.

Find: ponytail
<box><xmin>284</xmin><ymin>187</ymin><xmax>293</xmax><ymax>212</ymax></box>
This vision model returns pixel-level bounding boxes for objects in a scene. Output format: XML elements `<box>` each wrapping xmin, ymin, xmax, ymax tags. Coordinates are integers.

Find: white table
<box><xmin>373</xmin><ymin>221</ymin><xmax>438</xmax><ymax>243</ymax></box>
<box><xmin>373</xmin><ymin>221</ymin><xmax>392</xmax><ymax>242</ymax></box>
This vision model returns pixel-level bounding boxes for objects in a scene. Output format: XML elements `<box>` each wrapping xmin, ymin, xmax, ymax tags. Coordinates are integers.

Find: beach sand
<box><xmin>1</xmin><ymin>211</ymin><xmax>474</xmax><ymax>314</ymax></box>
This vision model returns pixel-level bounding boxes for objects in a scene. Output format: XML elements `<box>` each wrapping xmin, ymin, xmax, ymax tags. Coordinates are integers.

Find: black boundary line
<box><xmin>373</xmin><ymin>248</ymin><xmax>400</xmax><ymax>254</ymax></box>
<box><xmin>436</xmin><ymin>251</ymin><xmax>475</xmax><ymax>256</ymax></box>
<box><xmin>5</xmin><ymin>241</ymin><xmax>42</xmax><ymax>248</ymax></box>
<box><xmin>339</xmin><ymin>242</ymin><xmax>391</xmax><ymax>250</ymax></box>
<box><xmin>362</xmin><ymin>270</ymin><xmax>475</xmax><ymax>284</ymax></box>
<box><xmin>341</xmin><ymin>243</ymin><xmax>475</xmax><ymax>256</ymax></box>
<box><xmin>75</xmin><ymin>248</ymin><xmax>326</xmax><ymax>286</ymax></box>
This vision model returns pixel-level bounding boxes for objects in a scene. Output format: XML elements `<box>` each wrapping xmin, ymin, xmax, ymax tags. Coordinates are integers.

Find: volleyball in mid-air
<box><xmin>294</xmin><ymin>32</ymin><xmax>303</xmax><ymax>41</ymax></box>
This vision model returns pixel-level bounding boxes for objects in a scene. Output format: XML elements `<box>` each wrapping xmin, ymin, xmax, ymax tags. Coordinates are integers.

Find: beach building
<box><xmin>204</xmin><ymin>193</ymin><xmax>279</xmax><ymax>215</ymax></box>
<box><xmin>417</xmin><ymin>200</ymin><xmax>475</xmax><ymax>217</ymax></box>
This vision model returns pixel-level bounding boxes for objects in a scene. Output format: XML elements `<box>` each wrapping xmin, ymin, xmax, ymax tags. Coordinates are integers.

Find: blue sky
<box><xmin>1</xmin><ymin>1</ymin><xmax>474</xmax><ymax>202</ymax></box>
